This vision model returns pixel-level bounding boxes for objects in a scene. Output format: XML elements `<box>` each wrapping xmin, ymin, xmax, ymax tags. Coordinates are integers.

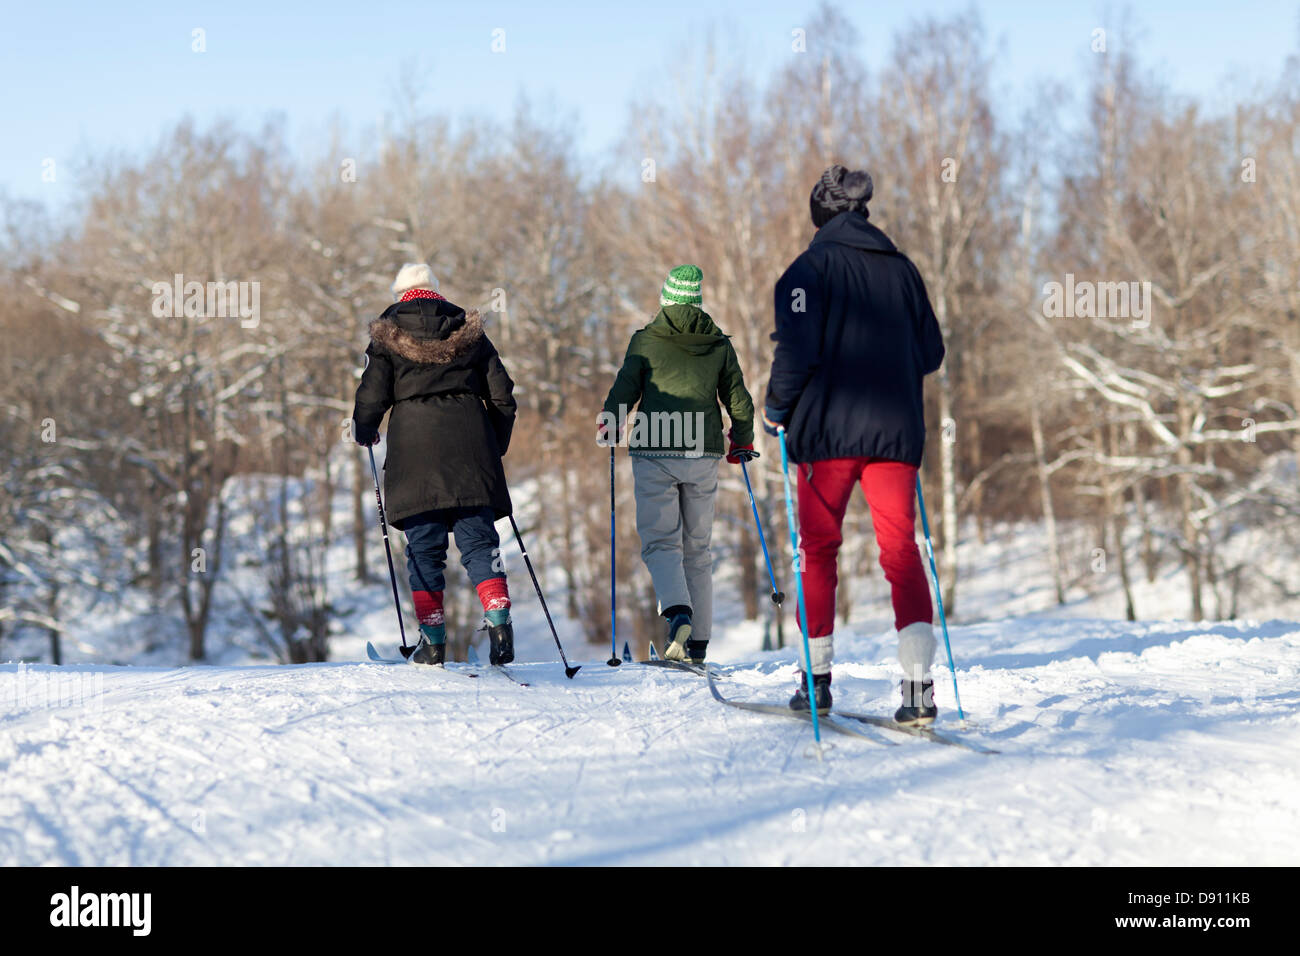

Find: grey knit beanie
<box><xmin>810</xmin><ymin>164</ymin><xmax>873</xmax><ymax>228</ymax></box>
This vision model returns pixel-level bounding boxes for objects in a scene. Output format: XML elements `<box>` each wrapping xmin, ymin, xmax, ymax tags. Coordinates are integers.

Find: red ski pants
<box><xmin>796</xmin><ymin>457</ymin><xmax>933</xmax><ymax>637</ymax></box>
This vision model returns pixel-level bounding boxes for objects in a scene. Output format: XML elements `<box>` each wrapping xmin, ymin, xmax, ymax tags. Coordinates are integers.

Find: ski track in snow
<box><xmin>2</xmin><ymin>618</ymin><xmax>1298</xmax><ymax>866</ymax></box>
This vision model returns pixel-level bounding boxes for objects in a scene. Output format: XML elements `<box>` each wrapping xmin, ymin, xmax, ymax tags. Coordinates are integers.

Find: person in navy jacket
<box><xmin>764</xmin><ymin>165</ymin><xmax>945</xmax><ymax>722</ymax></box>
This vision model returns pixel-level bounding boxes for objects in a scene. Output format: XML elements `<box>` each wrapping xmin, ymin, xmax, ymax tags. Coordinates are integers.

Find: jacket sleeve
<box><xmin>910</xmin><ymin>261</ymin><xmax>945</xmax><ymax>375</ymax></box>
<box><xmin>718</xmin><ymin>340</ymin><xmax>755</xmax><ymax>445</ymax></box>
<box><xmin>602</xmin><ymin>333</ymin><xmax>646</xmax><ymax>420</ymax></box>
<box><xmin>479</xmin><ymin>338</ymin><xmax>517</xmax><ymax>456</ymax></box>
<box><xmin>352</xmin><ymin>341</ymin><xmax>394</xmax><ymax>434</ymax></box>
<box><xmin>764</xmin><ymin>254</ymin><xmax>824</xmax><ymax>421</ymax></box>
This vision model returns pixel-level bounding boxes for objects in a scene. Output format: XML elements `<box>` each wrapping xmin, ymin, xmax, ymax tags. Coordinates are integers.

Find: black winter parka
<box><xmin>352</xmin><ymin>298</ymin><xmax>516</xmax><ymax>528</ymax></box>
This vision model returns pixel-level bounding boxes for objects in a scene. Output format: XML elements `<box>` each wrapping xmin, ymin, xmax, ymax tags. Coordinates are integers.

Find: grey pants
<box><xmin>631</xmin><ymin>454</ymin><xmax>720</xmax><ymax>642</ymax></box>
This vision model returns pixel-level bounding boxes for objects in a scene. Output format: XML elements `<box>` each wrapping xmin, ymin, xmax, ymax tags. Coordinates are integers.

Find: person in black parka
<box><xmin>353</xmin><ymin>263</ymin><xmax>518</xmax><ymax>666</ymax></box>
<box><xmin>763</xmin><ymin>165</ymin><xmax>945</xmax><ymax>721</ymax></box>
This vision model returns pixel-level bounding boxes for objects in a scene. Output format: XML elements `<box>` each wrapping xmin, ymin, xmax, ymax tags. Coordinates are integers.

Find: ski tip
<box><xmin>648</xmin><ymin>642</ymin><xmax>660</xmax><ymax>661</ymax></box>
<box><xmin>467</xmin><ymin>645</ymin><xmax>481</xmax><ymax>665</ymax></box>
<box><xmin>565</xmin><ymin>665</ymin><xmax>582</xmax><ymax>679</ymax></box>
<box><xmin>621</xmin><ymin>641</ymin><xmax>632</xmax><ymax>662</ymax></box>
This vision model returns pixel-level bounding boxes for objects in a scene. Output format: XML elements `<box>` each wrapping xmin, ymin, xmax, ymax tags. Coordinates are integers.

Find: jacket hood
<box><xmin>811</xmin><ymin>211</ymin><xmax>899</xmax><ymax>255</ymax></box>
<box><xmin>645</xmin><ymin>304</ymin><xmax>727</xmax><ymax>356</ymax></box>
<box><xmin>370</xmin><ymin>298</ymin><xmax>485</xmax><ymax>364</ymax></box>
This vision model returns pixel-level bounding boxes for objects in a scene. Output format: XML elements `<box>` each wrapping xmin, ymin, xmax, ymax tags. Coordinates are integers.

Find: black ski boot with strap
<box><xmin>789</xmin><ymin>671</ymin><xmax>832</xmax><ymax>714</ymax></box>
<box><xmin>894</xmin><ymin>679</ymin><xmax>937</xmax><ymax>726</ymax></box>
<box><xmin>685</xmin><ymin>638</ymin><xmax>708</xmax><ymax>666</ymax></box>
<box><xmin>488</xmin><ymin>621</ymin><xmax>514</xmax><ymax>666</ymax></box>
<box><xmin>411</xmin><ymin>636</ymin><xmax>446</xmax><ymax>666</ymax></box>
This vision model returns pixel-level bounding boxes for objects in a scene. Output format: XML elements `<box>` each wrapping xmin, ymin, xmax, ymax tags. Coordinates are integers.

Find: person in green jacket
<box><xmin>599</xmin><ymin>265</ymin><xmax>755</xmax><ymax>663</ymax></box>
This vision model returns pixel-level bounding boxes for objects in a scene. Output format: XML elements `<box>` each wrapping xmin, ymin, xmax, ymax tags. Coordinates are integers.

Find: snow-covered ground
<box><xmin>4</xmin><ymin>452</ymin><xmax>1299</xmax><ymax>864</ymax></box>
<box><xmin>3</xmin><ymin>616</ymin><xmax>1297</xmax><ymax>865</ymax></box>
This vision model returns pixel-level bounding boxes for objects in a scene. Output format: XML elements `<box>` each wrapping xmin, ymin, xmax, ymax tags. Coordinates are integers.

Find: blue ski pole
<box><xmin>915</xmin><ymin>474</ymin><xmax>965</xmax><ymax>723</ymax></box>
<box><xmin>737</xmin><ymin>452</ymin><xmax>785</xmax><ymax>606</ymax></box>
<box><xmin>777</xmin><ymin>427</ymin><xmax>823</xmax><ymax>751</ymax></box>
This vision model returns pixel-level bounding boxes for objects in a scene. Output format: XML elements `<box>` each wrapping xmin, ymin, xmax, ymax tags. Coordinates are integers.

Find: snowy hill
<box><xmin>3</xmin><ymin>617</ymin><xmax>1297</xmax><ymax>865</ymax></box>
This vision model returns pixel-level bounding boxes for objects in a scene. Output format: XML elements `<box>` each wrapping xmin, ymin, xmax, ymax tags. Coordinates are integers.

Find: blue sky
<box><xmin>1</xmin><ymin>1</ymin><xmax>1296</xmax><ymax>213</ymax></box>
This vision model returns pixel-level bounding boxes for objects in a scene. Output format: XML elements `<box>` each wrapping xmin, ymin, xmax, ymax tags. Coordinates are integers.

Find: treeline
<box><xmin>3</xmin><ymin>7</ymin><xmax>1298</xmax><ymax>663</ymax></box>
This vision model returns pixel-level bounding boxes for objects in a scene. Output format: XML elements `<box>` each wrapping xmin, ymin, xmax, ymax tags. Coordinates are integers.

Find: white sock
<box><xmin>897</xmin><ymin>621</ymin><xmax>936</xmax><ymax>684</ymax></box>
<box><xmin>808</xmin><ymin>635</ymin><xmax>833</xmax><ymax>676</ymax></box>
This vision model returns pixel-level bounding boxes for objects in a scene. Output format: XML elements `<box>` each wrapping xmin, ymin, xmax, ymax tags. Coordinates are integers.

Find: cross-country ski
<box><xmin>832</xmin><ymin>710</ymin><xmax>999</xmax><ymax>755</ymax></box>
<box><xmin>705</xmin><ymin>665</ymin><xmax>898</xmax><ymax>746</ymax></box>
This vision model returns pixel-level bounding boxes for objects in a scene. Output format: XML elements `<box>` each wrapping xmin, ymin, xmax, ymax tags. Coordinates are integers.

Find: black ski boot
<box><xmin>488</xmin><ymin>621</ymin><xmax>514</xmax><ymax>666</ymax></box>
<box><xmin>789</xmin><ymin>671</ymin><xmax>832</xmax><ymax>714</ymax></box>
<box><xmin>411</xmin><ymin>637</ymin><xmax>446</xmax><ymax>666</ymax></box>
<box><xmin>685</xmin><ymin>638</ymin><xmax>708</xmax><ymax>666</ymax></box>
<box><xmin>894</xmin><ymin>679</ymin><xmax>937</xmax><ymax>726</ymax></box>
<box><xmin>662</xmin><ymin>606</ymin><xmax>693</xmax><ymax>661</ymax></box>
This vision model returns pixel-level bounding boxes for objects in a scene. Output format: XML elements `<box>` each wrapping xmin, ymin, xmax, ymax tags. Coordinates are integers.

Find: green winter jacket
<box><xmin>602</xmin><ymin>304</ymin><xmax>755</xmax><ymax>457</ymax></box>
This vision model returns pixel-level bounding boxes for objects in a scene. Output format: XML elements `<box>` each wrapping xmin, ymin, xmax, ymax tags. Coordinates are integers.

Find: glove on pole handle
<box><xmin>368</xmin><ymin>445</ymin><xmax>411</xmax><ymax>657</ymax></box>
<box><xmin>777</xmin><ymin>427</ymin><xmax>822</xmax><ymax>751</ymax></box>
<box><xmin>915</xmin><ymin>473</ymin><xmax>965</xmax><ymax>723</ymax></box>
<box><xmin>738</xmin><ymin>455</ymin><xmax>784</xmax><ymax>605</ymax></box>
<box><xmin>608</xmin><ymin>444</ymin><xmax>620</xmax><ymax>667</ymax></box>
<box><xmin>507</xmin><ymin>515</ymin><xmax>580</xmax><ymax>679</ymax></box>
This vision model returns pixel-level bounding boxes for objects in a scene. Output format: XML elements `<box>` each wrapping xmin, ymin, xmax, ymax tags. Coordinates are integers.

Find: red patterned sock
<box><xmin>412</xmin><ymin>590</ymin><xmax>444</xmax><ymax>626</ymax></box>
<box><xmin>475</xmin><ymin>578</ymin><xmax>510</xmax><ymax>613</ymax></box>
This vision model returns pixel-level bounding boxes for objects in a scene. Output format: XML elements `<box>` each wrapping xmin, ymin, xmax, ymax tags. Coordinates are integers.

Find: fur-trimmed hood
<box><xmin>368</xmin><ymin>301</ymin><xmax>485</xmax><ymax>365</ymax></box>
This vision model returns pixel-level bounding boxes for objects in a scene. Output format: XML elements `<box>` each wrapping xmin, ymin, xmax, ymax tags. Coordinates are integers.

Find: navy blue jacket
<box><xmin>765</xmin><ymin>212</ymin><xmax>944</xmax><ymax>465</ymax></box>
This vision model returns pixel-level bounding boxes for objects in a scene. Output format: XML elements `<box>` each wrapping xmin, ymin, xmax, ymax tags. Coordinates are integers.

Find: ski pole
<box><xmin>607</xmin><ymin>444</ymin><xmax>620</xmax><ymax>667</ymax></box>
<box><xmin>507</xmin><ymin>515</ymin><xmax>580</xmax><ymax>679</ymax></box>
<box><xmin>368</xmin><ymin>444</ymin><xmax>412</xmax><ymax>658</ymax></box>
<box><xmin>737</xmin><ymin>452</ymin><xmax>784</xmax><ymax>606</ymax></box>
<box><xmin>915</xmin><ymin>473</ymin><xmax>965</xmax><ymax>723</ymax></box>
<box><xmin>777</xmin><ymin>427</ymin><xmax>822</xmax><ymax>752</ymax></box>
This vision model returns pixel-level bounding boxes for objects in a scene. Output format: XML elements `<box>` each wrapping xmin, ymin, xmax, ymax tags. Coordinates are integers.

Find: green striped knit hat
<box><xmin>660</xmin><ymin>264</ymin><xmax>704</xmax><ymax>309</ymax></box>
